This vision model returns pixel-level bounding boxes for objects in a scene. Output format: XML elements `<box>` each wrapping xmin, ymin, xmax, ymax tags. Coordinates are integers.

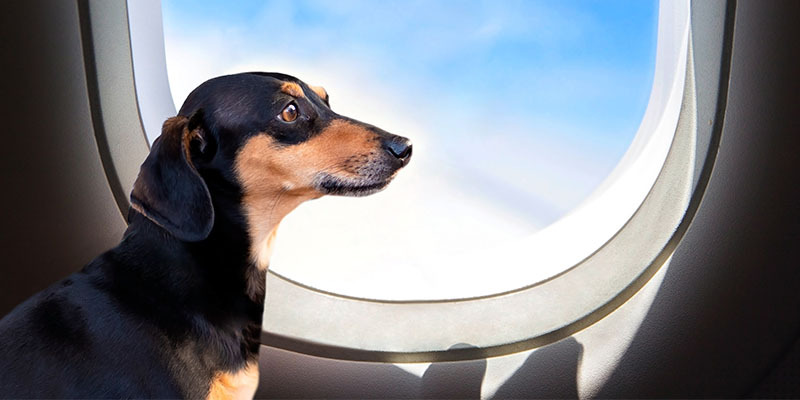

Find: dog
<box><xmin>0</xmin><ymin>72</ymin><xmax>412</xmax><ymax>398</ymax></box>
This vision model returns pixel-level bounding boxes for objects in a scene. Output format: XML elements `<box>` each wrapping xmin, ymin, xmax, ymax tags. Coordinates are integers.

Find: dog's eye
<box><xmin>279</xmin><ymin>103</ymin><xmax>299</xmax><ymax>122</ymax></box>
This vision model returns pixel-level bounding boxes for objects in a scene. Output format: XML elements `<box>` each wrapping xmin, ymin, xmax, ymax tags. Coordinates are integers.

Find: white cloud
<box><xmin>161</xmin><ymin>0</ymin><xmax>648</xmax><ymax>300</ymax></box>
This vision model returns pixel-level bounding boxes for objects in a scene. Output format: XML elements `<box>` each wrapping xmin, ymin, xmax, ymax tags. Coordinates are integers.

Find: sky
<box><xmin>161</xmin><ymin>0</ymin><xmax>658</xmax><ymax>300</ymax></box>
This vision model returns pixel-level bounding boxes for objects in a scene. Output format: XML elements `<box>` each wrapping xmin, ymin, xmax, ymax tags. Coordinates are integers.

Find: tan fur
<box><xmin>162</xmin><ymin>115</ymin><xmax>187</xmax><ymax>136</ymax></box>
<box><xmin>253</xmin><ymin>225</ymin><xmax>279</xmax><ymax>271</ymax></box>
<box><xmin>177</xmin><ymin>117</ymin><xmax>202</xmax><ymax>161</ymax></box>
<box><xmin>234</xmin><ymin>120</ymin><xmax>380</xmax><ymax>270</ymax></box>
<box><xmin>155</xmin><ymin>115</ymin><xmax>194</xmax><ymax>162</ymax></box>
<box><xmin>206</xmin><ymin>361</ymin><xmax>259</xmax><ymax>400</ymax></box>
<box><xmin>309</xmin><ymin>84</ymin><xmax>328</xmax><ymax>101</ymax></box>
<box><xmin>280</xmin><ymin>82</ymin><xmax>304</xmax><ymax>98</ymax></box>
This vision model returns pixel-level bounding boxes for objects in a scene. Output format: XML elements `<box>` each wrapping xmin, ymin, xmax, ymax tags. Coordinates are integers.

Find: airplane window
<box><xmin>160</xmin><ymin>0</ymin><xmax>658</xmax><ymax>301</ymax></box>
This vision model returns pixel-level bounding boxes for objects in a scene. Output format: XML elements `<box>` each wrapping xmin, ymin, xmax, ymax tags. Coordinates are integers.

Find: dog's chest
<box><xmin>206</xmin><ymin>361</ymin><xmax>259</xmax><ymax>400</ymax></box>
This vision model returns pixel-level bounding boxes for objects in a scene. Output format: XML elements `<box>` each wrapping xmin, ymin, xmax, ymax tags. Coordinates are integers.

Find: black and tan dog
<box><xmin>0</xmin><ymin>72</ymin><xmax>411</xmax><ymax>398</ymax></box>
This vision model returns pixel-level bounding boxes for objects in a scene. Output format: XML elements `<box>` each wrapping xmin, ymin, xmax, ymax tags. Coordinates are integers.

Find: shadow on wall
<box><xmin>421</xmin><ymin>344</ymin><xmax>487</xmax><ymax>399</ymax></box>
<box><xmin>256</xmin><ymin>346</ymin><xmax>420</xmax><ymax>399</ymax></box>
<box><xmin>493</xmin><ymin>337</ymin><xmax>582</xmax><ymax>399</ymax></box>
<box><xmin>256</xmin><ymin>338</ymin><xmax>582</xmax><ymax>399</ymax></box>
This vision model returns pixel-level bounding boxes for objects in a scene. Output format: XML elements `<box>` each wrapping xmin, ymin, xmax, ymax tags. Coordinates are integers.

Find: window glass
<box><xmin>162</xmin><ymin>0</ymin><xmax>658</xmax><ymax>300</ymax></box>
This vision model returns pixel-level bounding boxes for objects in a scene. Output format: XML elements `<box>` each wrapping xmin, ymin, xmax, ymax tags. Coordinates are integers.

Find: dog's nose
<box><xmin>384</xmin><ymin>137</ymin><xmax>413</xmax><ymax>163</ymax></box>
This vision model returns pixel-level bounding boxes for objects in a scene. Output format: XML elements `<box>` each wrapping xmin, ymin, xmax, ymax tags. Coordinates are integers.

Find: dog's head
<box><xmin>130</xmin><ymin>72</ymin><xmax>411</xmax><ymax>264</ymax></box>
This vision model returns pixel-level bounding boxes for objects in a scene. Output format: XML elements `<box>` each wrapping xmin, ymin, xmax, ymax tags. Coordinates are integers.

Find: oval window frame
<box><xmin>96</xmin><ymin>0</ymin><xmax>727</xmax><ymax>362</ymax></box>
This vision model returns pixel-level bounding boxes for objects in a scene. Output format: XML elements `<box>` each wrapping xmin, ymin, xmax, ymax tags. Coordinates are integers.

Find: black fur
<box><xmin>0</xmin><ymin>72</ymin><xmax>390</xmax><ymax>398</ymax></box>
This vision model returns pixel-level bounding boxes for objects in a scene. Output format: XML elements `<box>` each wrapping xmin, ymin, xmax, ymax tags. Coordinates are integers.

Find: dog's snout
<box><xmin>383</xmin><ymin>137</ymin><xmax>413</xmax><ymax>163</ymax></box>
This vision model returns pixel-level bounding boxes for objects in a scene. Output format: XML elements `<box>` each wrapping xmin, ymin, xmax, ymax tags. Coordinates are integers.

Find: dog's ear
<box><xmin>309</xmin><ymin>85</ymin><xmax>329</xmax><ymax>107</ymax></box>
<box><xmin>130</xmin><ymin>110</ymin><xmax>214</xmax><ymax>241</ymax></box>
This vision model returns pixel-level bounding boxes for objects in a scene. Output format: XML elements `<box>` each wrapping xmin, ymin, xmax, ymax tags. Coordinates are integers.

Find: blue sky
<box><xmin>160</xmin><ymin>0</ymin><xmax>659</xmax><ymax>298</ymax></box>
<box><xmin>162</xmin><ymin>1</ymin><xmax>657</xmax><ymax>216</ymax></box>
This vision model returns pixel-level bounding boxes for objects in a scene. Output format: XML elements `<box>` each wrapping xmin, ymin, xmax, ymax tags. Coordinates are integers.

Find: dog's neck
<box><xmin>105</xmin><ymin>211</ymin><xmax>262</xmax><ymax>368</ymax></box>
<box><xmin>118</xmin><ymin>209</ymin><xmax>262</xmax><ymax>307</ymax></box>
<box><xmin>244</xmin><ymin>188</ymin><xmax>315</xmax><ymax>271</ymax></box>
<box><xmin>105</xmin><ymin>180</ymin><xmax>313</xmax><ymax>368</ymax></box>
<box><xmin>115</xmin><ymin>185</ymin><xmax>309</xmax><ymax>310</ymax></box>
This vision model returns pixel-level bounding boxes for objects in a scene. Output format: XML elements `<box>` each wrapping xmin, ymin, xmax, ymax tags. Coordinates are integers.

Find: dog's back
<box><xmin>0</xmin><ymin>253</ymin><xmax>190</xmax><ymax>397</ymax></box>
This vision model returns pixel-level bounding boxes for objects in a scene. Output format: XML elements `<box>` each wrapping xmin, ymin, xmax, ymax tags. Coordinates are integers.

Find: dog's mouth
<box><xmin>314</xmin><ymin>143</ymin><xmax>411</xmax><ymax>197</ymax></box>
<box><xmin>315</xmin><ymin>173</ymin><xmax>397</xmax><ymax>197</ymax></box>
